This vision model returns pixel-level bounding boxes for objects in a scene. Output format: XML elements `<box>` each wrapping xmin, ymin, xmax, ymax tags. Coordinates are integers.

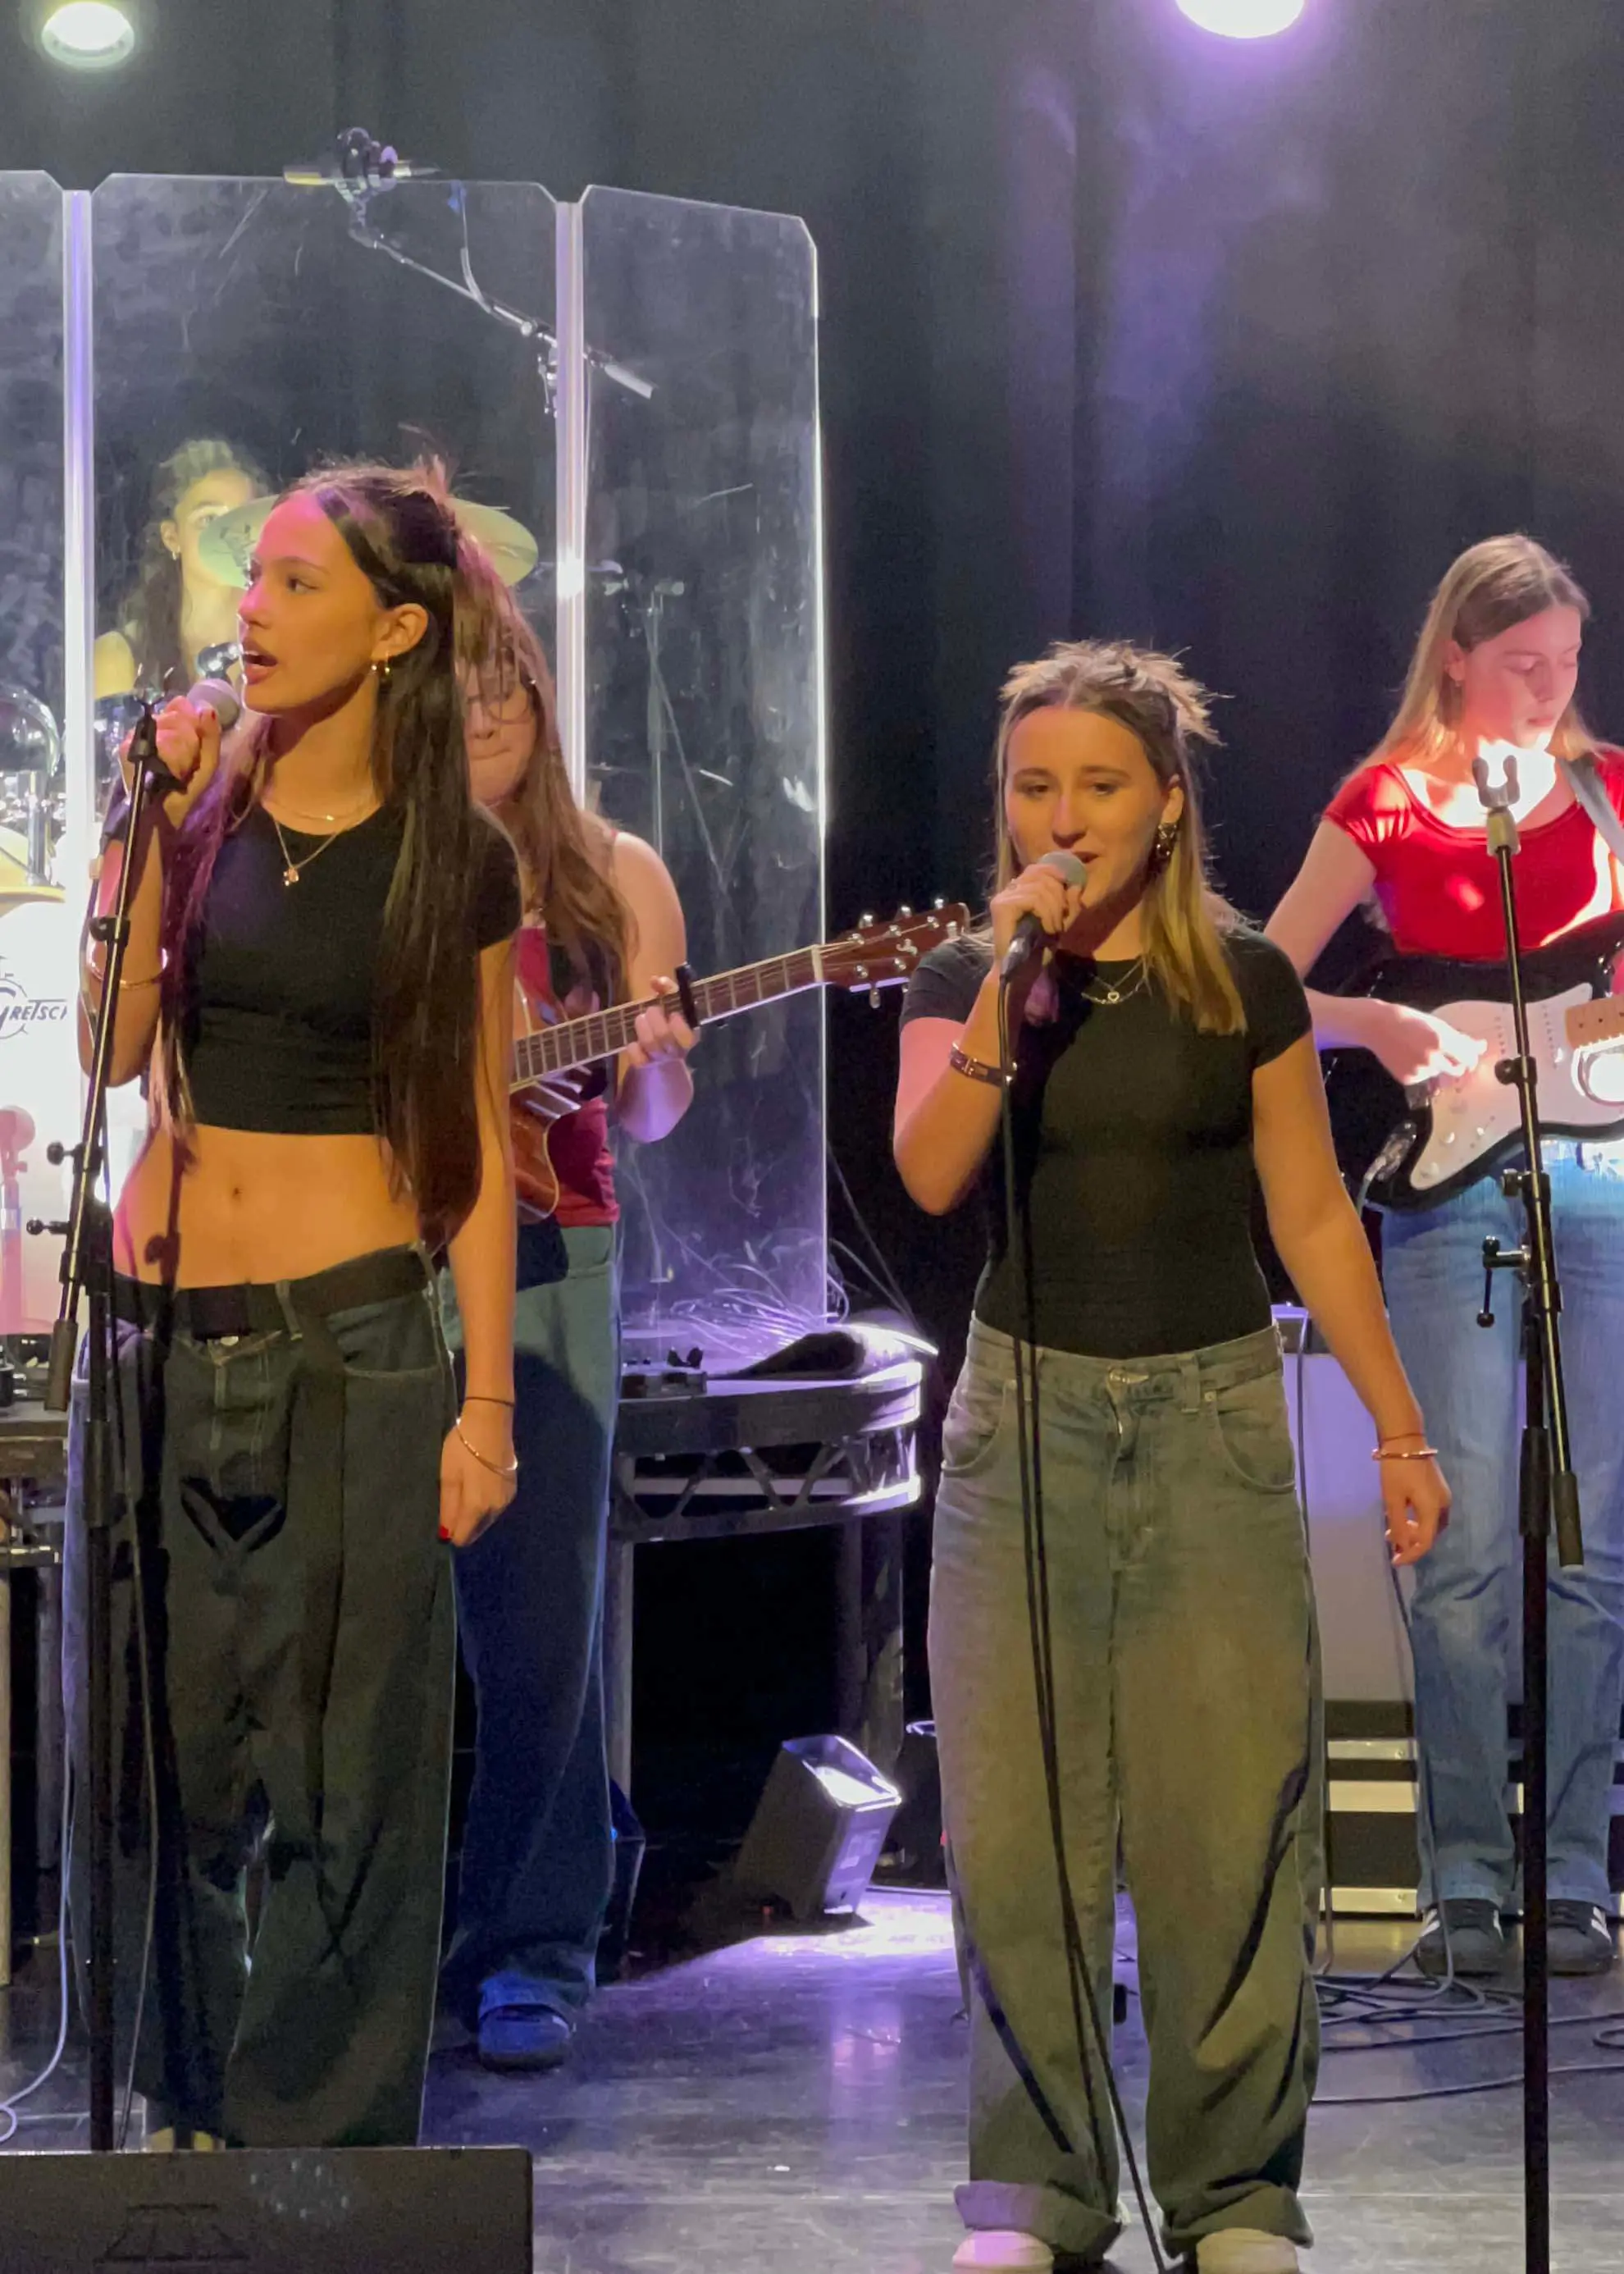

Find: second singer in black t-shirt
<box><xmin>901</xmin><ymin>926</ymin><xmax>1311</xmax><ymax>1358</ymax></box>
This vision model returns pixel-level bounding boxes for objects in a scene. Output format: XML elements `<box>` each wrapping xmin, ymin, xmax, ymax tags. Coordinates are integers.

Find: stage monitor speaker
<box><xmin>733</xmin><ymin>1733</ymin><xmax>901</xmax><ymax>1920</ymax></box>
<box><xmin>0</xmin><ymin>2144</ymin><xmax>532</xmax><ymax>2272</ymax></box>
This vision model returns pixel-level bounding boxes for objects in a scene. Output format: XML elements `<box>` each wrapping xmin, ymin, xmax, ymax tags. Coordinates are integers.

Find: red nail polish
<box><xmin>438</xmin><ymin>1526</ymin><xmax>452</xmax><ymax>1543</ymax></box>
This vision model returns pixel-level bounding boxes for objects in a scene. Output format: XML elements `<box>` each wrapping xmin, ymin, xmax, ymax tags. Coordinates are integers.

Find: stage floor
<box><xmin>4</xmin><ymin>1891</ymin><xmax>1623</xmax><ymax>2271</ymax></box>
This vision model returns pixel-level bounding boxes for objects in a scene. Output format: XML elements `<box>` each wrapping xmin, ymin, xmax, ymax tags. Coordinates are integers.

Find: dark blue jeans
<box><xmin>440</xmin><ymin>1221</ymin><xmax>620</xmax><ymax>2024</ymax></box>
<box><xmin>63</xmin><ymin>1253</ymin><xmax>456</xmax><ymax>2146</ymax></box>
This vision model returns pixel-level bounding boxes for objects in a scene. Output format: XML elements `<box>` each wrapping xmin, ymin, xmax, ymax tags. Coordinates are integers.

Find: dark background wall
<box><xmin>6</xmin><ymin>0</ymin><xmax>1624</xmax><ymax>1781</ymax></box>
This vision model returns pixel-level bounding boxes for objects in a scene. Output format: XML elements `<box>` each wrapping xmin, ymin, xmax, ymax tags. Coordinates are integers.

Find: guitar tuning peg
<box><xmin>899</xmin><ymin>904</ymin><xmax>913</xmax><ymax>918</ymax></box>
<box><xmin>860</xmin><ymin>911</ymin><xmax>874</xmax><ymax>928</ymax></box>
<box><xmin>933</xmin><ymin>895</ymin><xmax>944</xmax><ymax>909</ymax></box>
<box><xmin>869</xmin><ymin>984</ymin><xmax>881</xmax><ymax>1008</ymax></box>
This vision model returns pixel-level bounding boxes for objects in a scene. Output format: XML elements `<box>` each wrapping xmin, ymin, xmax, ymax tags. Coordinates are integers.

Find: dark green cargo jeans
<box><xmin>930</xmin><ymin>1320</ymin><xmax>1320</xmax><ymax>2263</ymax></box>
<box><xmin>64</xmin><ymin>1246</ymin><xmax>456</xmax><ymax>2146</ymax></box>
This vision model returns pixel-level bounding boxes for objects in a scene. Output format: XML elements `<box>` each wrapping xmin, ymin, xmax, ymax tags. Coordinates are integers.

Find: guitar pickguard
<box><xmin>1403</xmin><ymin>985</ymin><xmax>1624</xmax><ymax>1199</ymax></box>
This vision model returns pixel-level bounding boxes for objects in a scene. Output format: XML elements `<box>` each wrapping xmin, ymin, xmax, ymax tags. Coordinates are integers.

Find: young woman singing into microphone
<box><xmin>70</xmin><ymin>463</ymin><xmax>521</xmax><ymax>2149</ymax></box>
<box><xmin>895</xmin><ymin>641</ymin><xmax>1448</xmax><ymax>2274</ymax></box>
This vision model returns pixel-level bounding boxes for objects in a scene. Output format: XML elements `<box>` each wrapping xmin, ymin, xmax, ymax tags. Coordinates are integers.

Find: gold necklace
<box><xmin>265</xmin><ymin>792</ymin><xmax>376</xmax><ymax>827</ymax></box>
<box><xmin>267</xmin><ymin>811</ymin><xmax>360</xmax><ymax>888</ymax></box>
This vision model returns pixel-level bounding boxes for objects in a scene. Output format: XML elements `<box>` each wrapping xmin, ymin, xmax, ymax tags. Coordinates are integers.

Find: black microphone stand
<box><xmin>37</xmin><ymin>701</ymin><xmax>172</xmax><ymax>2152</ymax></box>
<box><xmin>1471</xmin><ymin>750</ymin><xmax>1585</xmax><ymax>2274</ymax></box>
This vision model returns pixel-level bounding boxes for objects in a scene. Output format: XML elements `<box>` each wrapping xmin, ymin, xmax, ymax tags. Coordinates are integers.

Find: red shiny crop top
<box><xmin>1323</xmin><ymin>751</ymin><xmax>1624</xmax><ymax>961</ymax></box>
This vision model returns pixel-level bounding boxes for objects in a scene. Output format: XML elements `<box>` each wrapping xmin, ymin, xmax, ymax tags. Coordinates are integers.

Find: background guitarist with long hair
<box><xmin>440</xmin><ymin>564</ymin><xmax>697</xmax><ymax>2072</ymax></box>
<box><xmin>1268</xmin><ymin>536</ymin><xmax>1624</xmax><ymax>1979</ymax></box>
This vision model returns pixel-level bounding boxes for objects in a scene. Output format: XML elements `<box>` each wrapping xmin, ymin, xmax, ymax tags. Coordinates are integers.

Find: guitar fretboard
<box><xmin>513</xmin><ymin>947</ymin><xmax>825</xmax><ymax>1086</ymax></box>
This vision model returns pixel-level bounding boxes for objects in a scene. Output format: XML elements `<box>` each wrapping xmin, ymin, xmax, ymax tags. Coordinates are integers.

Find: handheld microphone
<box><xmin>1000</xmin><ymin>849</ymin><xmax>1088</xmax><ymax>979</ymax></box>
<box><xmin>187</xmin><ymin>676</ymin><xmax>242</xmax><ymax>732</ymax></box>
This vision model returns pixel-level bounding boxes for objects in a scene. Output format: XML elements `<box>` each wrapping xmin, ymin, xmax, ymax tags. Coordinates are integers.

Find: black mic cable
<box><xmin>994</xmin><ymin>970</ymin><xmax>1170</xmax><ymax>2274</ymax></box>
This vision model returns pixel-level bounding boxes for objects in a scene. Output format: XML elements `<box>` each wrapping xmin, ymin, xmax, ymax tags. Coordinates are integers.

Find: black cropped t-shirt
<box><xmin>180</xmin><ymin>801</ymin><xmax>521</xmax><ymax>1135</ymax></box>
<box><xmin>900</xmin><ymin>929</ymin><xmax>1312</xmax><ymax>1358</ymax></box>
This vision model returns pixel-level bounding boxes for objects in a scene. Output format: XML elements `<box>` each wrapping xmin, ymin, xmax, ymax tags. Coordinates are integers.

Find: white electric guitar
<box><xmin>1329</xmin><ymin>914</ymin><xmax>1624</xmax><ymax>1209</ymax></box>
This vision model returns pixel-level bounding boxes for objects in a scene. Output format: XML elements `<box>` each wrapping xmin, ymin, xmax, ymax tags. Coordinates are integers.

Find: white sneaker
<box><xmin>953</xmin><ymin>2235</ymin><xmax>1055</xmax><ymax>2272</ymax></box>
<box><xmin>1195</xmin><ymin>2231</ymin><xmax>1301</xmax><ymax>2274</ymax></box>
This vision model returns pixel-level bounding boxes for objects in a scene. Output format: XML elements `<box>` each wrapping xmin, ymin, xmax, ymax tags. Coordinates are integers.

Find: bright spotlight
<box><xmin>1177</xmin><ymin>0</ymin><xmax>1305</xmax><ymax>35</ymax></box>
<box><xmin>39</xmin><ymin>2</ymin><xmax>137</xmax><ymax>66</ymax></box>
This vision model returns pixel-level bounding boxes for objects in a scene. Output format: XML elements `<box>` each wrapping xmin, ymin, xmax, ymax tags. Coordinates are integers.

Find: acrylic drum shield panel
<box><xmin>0</xmin><ymin>168</ymin><xmax>827</xmax><ymax>1358</ymax></box>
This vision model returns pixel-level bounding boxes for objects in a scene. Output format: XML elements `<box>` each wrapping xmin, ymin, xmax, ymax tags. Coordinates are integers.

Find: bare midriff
<box><xmin>113</xmin><ymin>1125</ymin><xmax>420</xmax><ymax>1286</ymax></box>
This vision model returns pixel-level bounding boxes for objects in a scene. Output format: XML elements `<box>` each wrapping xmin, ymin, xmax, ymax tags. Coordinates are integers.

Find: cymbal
<box><xmin>198</xmin><ymin>494</ymin><xmax>541</xmax><ymax>588</ymax></box>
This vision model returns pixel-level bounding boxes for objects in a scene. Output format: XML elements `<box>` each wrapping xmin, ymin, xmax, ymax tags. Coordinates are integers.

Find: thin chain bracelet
<box><xmin>1371</xmin><ymin>1444</ymin><xmax>1440</xmax><ymax>1462</ymax></box>
<box><xmin>454</xmin><ymin>1420</ymin><xmax>519</xmax><ymax>1480</ymax></box>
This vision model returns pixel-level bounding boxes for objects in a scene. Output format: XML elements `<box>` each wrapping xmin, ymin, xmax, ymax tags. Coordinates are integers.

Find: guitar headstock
<box><xmin>822</xmin><ymin>902</ymin><xmax>974</xmax><ymax>993</ymax></box>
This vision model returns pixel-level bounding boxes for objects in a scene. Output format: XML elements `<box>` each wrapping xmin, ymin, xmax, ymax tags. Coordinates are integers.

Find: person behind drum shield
<box><xmin>1267</xmin><ymin>535</ymin><xmax>1624</xmax><ymax>1979</ymax></box>
<box><xmin>69</xmin><ymin>461</ymin><xmax>522</xmax><ymax>2148</ymax></box>
<box><xmin>94</xmin><ymin>437</ymin><xmax>269</xmax><ymax>698</ymax></box>
<box><xmin>895</xmin><ymin>640</ymin><xmax>1448</xmax><ymax>2274</ymax></box>
<box><xmin>439</xmin><ymin>562</ymin><xmax>696</xmax><ymax>2074</ymax></box>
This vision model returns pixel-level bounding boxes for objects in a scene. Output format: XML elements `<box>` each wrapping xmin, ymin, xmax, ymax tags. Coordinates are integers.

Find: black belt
<box><xmin>113</xmin><ymin>1244</ymin><xmax>430</xmax><ymax>1340</ymax></box>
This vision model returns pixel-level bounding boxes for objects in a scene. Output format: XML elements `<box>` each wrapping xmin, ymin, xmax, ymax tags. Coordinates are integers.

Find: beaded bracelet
<box><xmin>949</xmin><ymin>1041</ymin><xmax>1008</xmax><ymax>1089</ymax></box>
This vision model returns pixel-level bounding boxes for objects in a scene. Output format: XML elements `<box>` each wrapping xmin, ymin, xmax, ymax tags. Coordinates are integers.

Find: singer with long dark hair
<box><xmin>68</xmin><ymin>461</ymin><xmax>521</xmax><ymax>2148</ymax></box>
<box><xmin>1267</xmin><ymin>536</ymin><xmax>1624</xmax><ymax>1979</ymax></box>
<box><xmin>895</xmin><ymin>642</ymin><xmax>1448</xmax><ymax>2274</ymax></box>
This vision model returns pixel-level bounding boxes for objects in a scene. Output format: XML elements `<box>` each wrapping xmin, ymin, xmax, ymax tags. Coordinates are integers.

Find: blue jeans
<box><xmin>930</xmin><ymin>1321</ymin><xmax>1317</xmax><ymax>2263</ymax></box>
<box><xmin>1382</xmin><ymin>1144</ymin><xmax>1624</xmax><ymax>1912</ymax></box>
<box><xmin>439</xmin><ymin>1221</ymin><xmax>621</xmax><ymax>2022</ymax></box>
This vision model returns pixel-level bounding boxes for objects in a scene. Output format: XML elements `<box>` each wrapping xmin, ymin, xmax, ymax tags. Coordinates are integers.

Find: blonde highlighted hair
<box><xmin>1372</xmin><ymin>533</ymin><xmax>1592</xmax><ymax>766</ymax></box>
<box><xmin>992</xmin><ymin>639</ymin><xmax>1244</xmax><ymax>1036</ymax></box>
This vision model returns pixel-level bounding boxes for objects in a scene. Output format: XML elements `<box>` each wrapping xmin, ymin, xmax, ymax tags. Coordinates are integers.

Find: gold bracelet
<box><xmin>454</xmin><ymin>1419</ymin><xmax>519</xmax><ymax>1481</ymax></box>
<box><xmin>949</xmin><ymin>1041</ymin><xmax>1008</xmax><ymax>1089</ymax></box>
<box><xmin>1371</xmin><ymin>1445</ymin><xmax>1439</xmax><ymax>1462</ymax></box>
<box><xmin>80</xmin><ymin>961</ymin><xmax>162</xmax><ymax>994</ymax></box>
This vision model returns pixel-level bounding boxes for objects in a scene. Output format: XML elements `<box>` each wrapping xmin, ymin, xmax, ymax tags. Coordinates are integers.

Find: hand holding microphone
<box><xmin>992</xmin><ymin>849</ymin><xmax>1088</xmax><ymax>979</ymax></box>
<box><xmin>114</xmin><ymin>676</ymin><xmax>241</xmax><ymax>836</ymax></box>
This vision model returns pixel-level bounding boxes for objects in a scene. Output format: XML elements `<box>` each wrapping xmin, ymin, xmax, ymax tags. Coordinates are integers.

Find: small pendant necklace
<box><xmin>1079</xmin><ymin>955</ymin><xmax>1149</xmax><ymax>1007</ymax></box>
<box><xmin>265</xmin><ymin>801</ymin><xmax>372</xmax><ymax>888</ymax></box>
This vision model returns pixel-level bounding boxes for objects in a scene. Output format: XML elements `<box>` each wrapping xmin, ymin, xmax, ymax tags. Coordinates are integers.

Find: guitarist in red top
<box><xmin>1269</xmin><ymin>535</ymin><xmax>1624</xmax><ymax>1979</ymax></box>
<box><xmin>440</xmin><ymin>566</ymin><xmax>697</xmax><ymax>2071</ymax></box>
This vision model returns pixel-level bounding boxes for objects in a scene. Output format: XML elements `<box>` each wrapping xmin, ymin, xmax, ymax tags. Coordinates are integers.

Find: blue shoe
<box><xmin>476</xmin><ymin>2002</ymin><xmax>575</xmax><ymax>2073</ymax></box>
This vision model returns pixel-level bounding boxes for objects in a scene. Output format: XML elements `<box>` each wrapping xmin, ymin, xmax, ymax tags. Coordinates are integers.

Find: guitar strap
<box><xmin>1559</xmin><ymin>752</ymin><xmax>1624</xmax><ymax>870</ymax></box>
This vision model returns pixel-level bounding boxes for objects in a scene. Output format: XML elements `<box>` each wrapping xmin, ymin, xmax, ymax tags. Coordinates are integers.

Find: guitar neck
<box><xmin>513</xmin><ymin>947</ymin><xmax>827</xmax><ymax>1086</ymax></box>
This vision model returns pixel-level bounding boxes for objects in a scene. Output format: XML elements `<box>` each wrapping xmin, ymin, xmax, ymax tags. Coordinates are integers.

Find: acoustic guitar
<box><xmin>509</xmin><ymin>903</ymin><xmax>970</xmax><ymax>1218</ymax></box>
<box><xmin>1326</xmin><ymin>912</ymin><xmax>1624</xmax><ymax>1210</ymax></box>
